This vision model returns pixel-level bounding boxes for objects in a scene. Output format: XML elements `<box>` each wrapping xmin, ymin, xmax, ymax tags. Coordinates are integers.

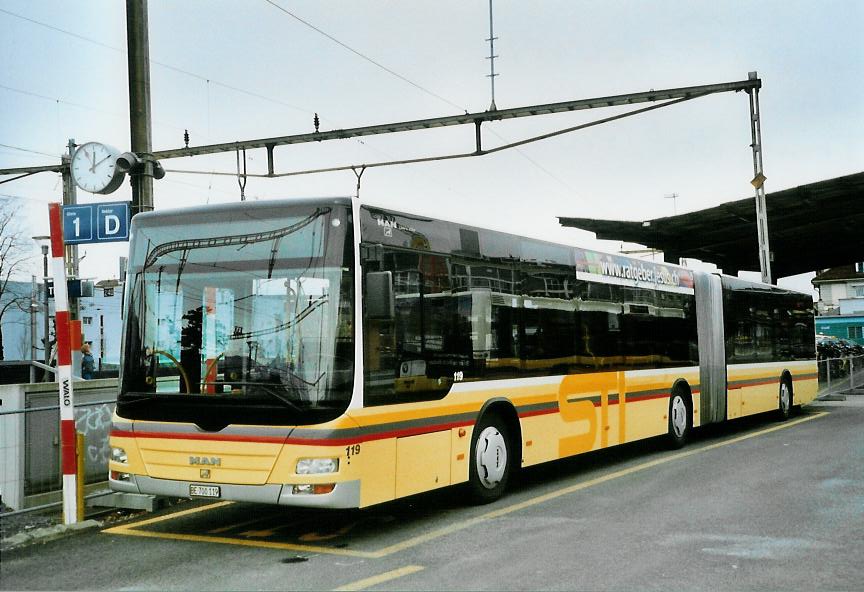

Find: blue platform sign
<box><xmin>62</xmin><ymin>202</ymin><xmax>131</xmax><ymax>245</ymax></box>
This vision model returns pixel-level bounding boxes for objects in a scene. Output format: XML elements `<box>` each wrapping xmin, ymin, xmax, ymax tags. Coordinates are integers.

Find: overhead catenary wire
<box><xmin>262</xmin><ymin>0</ymin><xmax>466</xmax><ymax>114</ymax></box>
<box><xmin>0</xmin><ymin>6</ymin><xmax>424</xmax><ymax>183</ymax></box>
<box><xmin>0</xmin><ymin>7</ymin><xmax>310</xmax><ymax>116</ymax></box>
<box><xmin>265</xmin><ymin>1</ymin><xmax>581</xmax><ymax>193</ymax></box>
<box><xmin>164</xmin><ymin>94</ymin><xmax>703</xmax><ymax>185</ymax></box>
<box><xmin>0</xmin><ymin>83</ymin><xmax>193</xmax><ymax>136</ymax></box>
<box><xmin>259</xmin><ymin>0</ymin><xmax>577</xmax><ymax>194</ymax></box>
<box><xmin>1</xmin><ymin>5</ymin><xmax>575</xmax><ymax>198</ymax></box>
<box><xmin>0</xmin><ymin>171</ymin><xmax>42</xmax><ymax>186</ymax></box>
<box><xmin>0</xmin><ymin>142</ymin><xmax>59</xmax><ymax>159</ymax></box>
<box><xmin>0</xmin><ymin>191</ymin><xmax>54</xmax><ymax>203</ymax></box>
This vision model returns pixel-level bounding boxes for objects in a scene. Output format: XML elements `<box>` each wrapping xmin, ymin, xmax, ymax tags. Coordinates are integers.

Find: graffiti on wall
<box><xmin>74</xmin><ymin>402</ymin><xmax>114</xmax><ymax>468</ymax></box>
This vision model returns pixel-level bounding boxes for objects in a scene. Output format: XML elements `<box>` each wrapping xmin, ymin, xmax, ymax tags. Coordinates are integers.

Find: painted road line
<box><xmin>105</xmin><ymin>527</ymin><xmax>381</xmax><ymax>558</ymax></box>
<box><xmin>102</xmin><ymin>412</ymin><xmax>827</xmax><ymax>558</ymax></box>
<box><xmin>372</xmin><ymin>411</ymin><xmax>829</xmax><ymax>557</ymax></box>
<box><xmin>208</xmin><ymin>516</ymin><xmax>269</xmax><ymax>535</ymax></box>
<box><xmin>103</xmin><ymin>500</ymin><xmax>380</xmax><ymax>557</ymax></box>
<box><xmin>334</xmin><ymin>565</ymin><xmax>425</xmax><ymax>591</ymax></box>
<box><xmin>102</xmin><ymin>500</ymin><xmax>234</xmax><ymax>534</ymax></box>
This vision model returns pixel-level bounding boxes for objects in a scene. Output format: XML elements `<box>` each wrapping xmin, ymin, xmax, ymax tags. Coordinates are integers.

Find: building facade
<box><xmin>812</xmin><ymin>264</ymin><xmax>864</xmax><ymax>345</ymax></box>
<box><xmin>0</xmin><ymin>278</ymin><xmax>124</xmax><ymax>371</ymax></box>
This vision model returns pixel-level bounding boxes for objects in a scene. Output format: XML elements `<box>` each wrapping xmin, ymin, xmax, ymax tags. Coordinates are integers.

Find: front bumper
<box><xmin>110</xmin><ymin>474</ymin><xmax>361</xmax><ymax>509</ymax></box>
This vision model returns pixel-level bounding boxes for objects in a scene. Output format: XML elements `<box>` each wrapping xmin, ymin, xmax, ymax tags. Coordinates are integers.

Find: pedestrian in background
<box><xmin>81</xmin><ymin>342</ymin><xmax>95</xmax><ymax>379</ymax></box>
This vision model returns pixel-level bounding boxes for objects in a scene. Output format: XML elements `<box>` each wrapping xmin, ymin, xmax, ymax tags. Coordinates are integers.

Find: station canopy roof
<box><xmin>558</xmin><ymin>171</ymin><xmax>864</xmax><ymax>279</ymax></box>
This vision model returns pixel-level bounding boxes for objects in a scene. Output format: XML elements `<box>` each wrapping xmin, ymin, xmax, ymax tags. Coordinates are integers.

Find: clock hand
<box><xmin>94</xmin><ymin>154</ymin><xmax>113</xmax><ymax>168</ymax></box>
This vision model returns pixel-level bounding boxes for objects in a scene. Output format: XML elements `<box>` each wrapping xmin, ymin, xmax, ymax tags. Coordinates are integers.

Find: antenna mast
<box><xmin>486</xmin><ymin>0</ymin><xmax>499</xmax><ymax>111</ymax></box>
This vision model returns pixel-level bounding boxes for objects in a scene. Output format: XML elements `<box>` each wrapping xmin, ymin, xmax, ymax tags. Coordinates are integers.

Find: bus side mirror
<box><xmin>366</xmin><ymin>271</ymin><xmax>394</xmax><ymax>320</ymax></box>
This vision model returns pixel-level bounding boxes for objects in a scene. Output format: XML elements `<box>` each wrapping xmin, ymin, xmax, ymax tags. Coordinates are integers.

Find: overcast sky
<box><xmin>2</xmin><ymin>0</ymin><xmax>862</xmax><ymax>293</ymax></box>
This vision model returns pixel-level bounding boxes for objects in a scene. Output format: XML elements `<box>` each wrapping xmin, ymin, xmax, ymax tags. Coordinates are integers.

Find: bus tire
<box><xmin>778</xmin><ymin>376</ymin><xmax>793</xmax><ymax>421</ymax></box>
<box><xmin>467</xmin><ymin>413</ymin><xmax>511</xmax><ymax>504</ymax></box>
<box><xmin>666</xmin><ymin>388</ymin><xmax>691</xmax><ymax>449</ymax></box>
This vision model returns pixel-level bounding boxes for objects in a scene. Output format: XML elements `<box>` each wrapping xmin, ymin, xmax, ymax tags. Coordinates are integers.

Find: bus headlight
<box><xmin>111</xmin><ymin>446</ymin><xmax>128</xmax><ymax>464</ymax></box>
<box><xmin>296</xmin><ymin>458</ymin><xmax>339</xmax><ymax>475</ymax></box>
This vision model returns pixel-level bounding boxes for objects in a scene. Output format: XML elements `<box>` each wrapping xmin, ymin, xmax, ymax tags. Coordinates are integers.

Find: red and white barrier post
<box><xmin>48</xmin><ymin>202</ymin><xmax>77</xmax><ymax>524</ymax></box>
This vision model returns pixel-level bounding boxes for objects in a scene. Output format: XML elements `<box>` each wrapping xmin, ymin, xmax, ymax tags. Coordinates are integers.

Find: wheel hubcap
<box><xmin>475</xmin><ymin>426</ymin><xmax>507</xmax><ymax>489</ymax></box>
<box><xmin>671</xmin><ymin>395</ymin><xmax>687</xmax><ymax>438</ymax></box>
<box><xmin>780</xmin><ymin>383</ymin><xmax>791</xmax><ymax>413</ymax></box>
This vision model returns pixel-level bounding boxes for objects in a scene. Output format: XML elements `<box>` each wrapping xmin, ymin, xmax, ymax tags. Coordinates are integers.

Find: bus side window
<box><xmin>364</xmin><ymin>249</ymin><xmax>465</xmax><ymax>405</ymax></box>
<box><xmin>519</xmin><ymin>267</ymin><xmax>579</xmax><ymax>375</ymax></box>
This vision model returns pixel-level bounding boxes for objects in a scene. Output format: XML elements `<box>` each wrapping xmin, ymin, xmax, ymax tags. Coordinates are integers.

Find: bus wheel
<box><xmin>468</xmin><ymin>414</ymin><xmax>511</xmax><ymax>504</ymax></box>
<box><xmin>667</xmin><ymin>390</ymin><xmax>690</xmax><ymax>449</ymax></box>
<box><xmin>778</xmin><ymin>378</ymin><xmax>793</xmax><ymax>421</ymax></box>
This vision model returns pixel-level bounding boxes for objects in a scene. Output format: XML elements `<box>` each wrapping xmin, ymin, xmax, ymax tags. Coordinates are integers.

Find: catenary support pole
<box><xmin>42</xmin><ymin>245</ymin><xmax>50</xmax><ymax>368</ymax></box>
<box><xmin>30</xmin><ymin>275</ymin><xmax>37</xmax><ymax>367</ymax></box>
<box><xmin>62</xmin><ymin>140</ymin><xmax>78</xmax><ymax>281</ymax></box>
<box><xmin>747</xmin><ymin>71</ymin><xmax>772</xmax><ymax>284</ymax></box>
<box><xmin>48</xmin><ymin>202</ymin><xmax>77</xmax><ymax>525</ymax></box>
<box><xmin>126</xmin><ymin>0</ymin><xmax>154</xmax><ymax>215</ymax></box>
<box><xmin>62</xmin><ymin>139</ymin><xmax>82</xmax><ymax>376</ymax></box>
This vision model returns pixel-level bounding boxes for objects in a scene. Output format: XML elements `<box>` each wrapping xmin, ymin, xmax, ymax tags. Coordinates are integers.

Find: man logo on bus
<box><xmin>376</xmin><ymin>216</ymin><xmax>415</xmax><ymax>234</ymax></box>
<box><xmin>189</xmin><ymin>456</ymin><xmax>221</xmax><ymax>466</ymax></box>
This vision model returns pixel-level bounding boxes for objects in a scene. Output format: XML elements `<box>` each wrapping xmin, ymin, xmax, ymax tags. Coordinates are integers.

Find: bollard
<box><xmin>827</xmin><ymin>360</ymin><xmax>831</xmax><ymax>393</ymax></box>
<box><xmin>77</xmin><ymin>431</ymin><xmax>85</xmax><ymax>522</ymax></box>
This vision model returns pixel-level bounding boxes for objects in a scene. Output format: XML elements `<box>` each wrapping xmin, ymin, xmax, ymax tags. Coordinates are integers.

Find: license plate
<box><xmin>190</xmin><ymin>484</ymin><xmax>221</xmax><ymax>498</ymax></box>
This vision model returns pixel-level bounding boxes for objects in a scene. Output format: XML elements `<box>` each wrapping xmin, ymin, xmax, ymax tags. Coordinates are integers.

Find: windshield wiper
<box><xmin>233</xmin><ymin>382</ymin><xmax>304</xmax><ymax>412</ymax></box>
<box><xmin>118</xmin><ymin>393</ymin><xmax>157</xmax><ymax>406</ymax></box>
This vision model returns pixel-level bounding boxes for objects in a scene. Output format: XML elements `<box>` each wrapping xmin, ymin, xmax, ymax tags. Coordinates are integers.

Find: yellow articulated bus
<box><xmin>109</xmin><ymin>198</ymin><xmax>817</xmax><ymax>508</ymax></box>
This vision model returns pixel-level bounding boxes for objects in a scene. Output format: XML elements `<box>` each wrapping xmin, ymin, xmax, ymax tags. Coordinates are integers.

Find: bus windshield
<box><xmin>118</xmin><ymin>203</ymin><xmax>354</xmax><ymax>427</ymax></box>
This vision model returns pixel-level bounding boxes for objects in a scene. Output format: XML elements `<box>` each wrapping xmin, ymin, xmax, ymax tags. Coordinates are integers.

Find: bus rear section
<box><xmin>694</xmin><ymin>272</ymin><xmax>818</xmax><ymax>425</ymax></box>
<box><xmin>719</xmin><ymin>275</ymin><xmax>818</xmax><ymax>416</ymax></box>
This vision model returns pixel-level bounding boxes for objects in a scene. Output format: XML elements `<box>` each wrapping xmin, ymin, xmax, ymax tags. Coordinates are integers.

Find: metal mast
<box><xmin>486</xmin><ymin>0</ymin><xmax>499</xmax><ymax>111</ymax></box>
<box><xmin>126</xmin><ymin>0</ymin><xmax>155</xmax><ymax>215</ymax></box>
<box><xmin>747</xmin><ymin>71</ymin><xmax>772</xmax><ymax>284</ymax></box>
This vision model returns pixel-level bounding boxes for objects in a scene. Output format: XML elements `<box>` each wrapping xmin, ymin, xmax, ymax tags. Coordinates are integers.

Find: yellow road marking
<box><xmin>299</xmin><ymin>523</ymin><xmax>357</xmax><ymax>542</ymax></box>
<box><xmin>102</xmin><ymin>500</ymin><xmax>234</xmax><ymax>534</ymax></box>
<box><xmin>103</xmin><ymin>412</ymin><xmax>827</xmax><ymax>558</ymax></box>
<box><xmin>208</xmin><ymin>514</ymin><xmax>271</xmax><ymax>534</ymax></box>
<box><xmin>240</xmin><ymin>529</ymin><xmax>279</xmax><ymax>538</ymax></box>
<box><xmin>372</xmin><ymin>411</ymin><xmax>828</xmax><ymax>557</ymax></box>
<box><xmin>103</xmin><ymin>499</ymin><xmax>379</xmax><ymax>557</ymax></box>
<box><xmin>333</xmin><ymin>565</ymin><xmax>425</xmax><ymax>591</ymax></box>
<box><xmin>104</xmin><ymin>527</ymin><xmax>381</xmax><ymax>558</ymax></box>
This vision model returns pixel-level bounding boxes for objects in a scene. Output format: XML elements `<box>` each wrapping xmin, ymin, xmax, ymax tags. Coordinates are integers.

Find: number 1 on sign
<box><xmin>72</xmin><ymin>216</ymin><xmax>80</xmax><ymax>237</ymax></box>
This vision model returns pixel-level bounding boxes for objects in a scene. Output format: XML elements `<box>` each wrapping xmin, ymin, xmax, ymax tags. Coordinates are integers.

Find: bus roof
<box><xmin>360</xmin><ymin>204</ymin><xmax>696</xmax><ymax>293</ymax></box>
<box><xmin>130</xmin><ymin>197</ymin><xmax>353</xmax><ymax>228</ymax></box>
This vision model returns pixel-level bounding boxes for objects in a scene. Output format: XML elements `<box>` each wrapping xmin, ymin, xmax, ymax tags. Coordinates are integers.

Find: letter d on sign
<box><xmin>104</xmin><ymin>214</ymin><xmax>120</xmax><ymax>236</ymax></box>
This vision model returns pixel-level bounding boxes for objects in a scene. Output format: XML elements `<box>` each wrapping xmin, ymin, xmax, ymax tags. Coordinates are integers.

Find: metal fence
<box><xmin>2</xmin><ymin>357</ymin><xmax>860</xmax><ymax>512</ymax></box>
<box><xmin>22</xmin><ymin>399</ymin><xmax>116</xmax><ymax>495</ymax></box>
<box><xmin>817</xmin><ymin>354</ymin><xmax>864</xmax><ymax>398</ymax></box>
<box><xmin>0</xmin><ymin>379</ymin><xmax>117</xmax><ymax>510</ymax></box>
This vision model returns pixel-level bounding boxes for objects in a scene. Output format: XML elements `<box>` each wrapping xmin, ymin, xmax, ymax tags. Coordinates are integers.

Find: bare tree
<box><xmin>0</xmin><ymin>199</ymin><xmax>32</xmax><ymax>360</ymax></box>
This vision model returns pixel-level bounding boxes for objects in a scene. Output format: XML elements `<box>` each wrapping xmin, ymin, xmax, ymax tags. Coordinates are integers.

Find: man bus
<box><xmin>109</xmin><ymin>197</ymin><xmax>817</xmax><ymax>507</ymax></box>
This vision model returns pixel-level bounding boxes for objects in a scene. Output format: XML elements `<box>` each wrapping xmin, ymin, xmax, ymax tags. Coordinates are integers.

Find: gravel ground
<box><xmin>0</xmin><ymin>502</ymin><xmax>58</xmax><ymax>540</ymax></box>
<box><xmin>1</xmin><ymin>501</ymin><xmax>146</xmax><ymax>550</ymax></box>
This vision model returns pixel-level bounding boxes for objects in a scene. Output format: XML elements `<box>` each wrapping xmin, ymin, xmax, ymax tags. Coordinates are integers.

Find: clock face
<box><xmin>70</xmin><ymin>142</ymin><xmax>124</xmax><ymax>194</ymax></box>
